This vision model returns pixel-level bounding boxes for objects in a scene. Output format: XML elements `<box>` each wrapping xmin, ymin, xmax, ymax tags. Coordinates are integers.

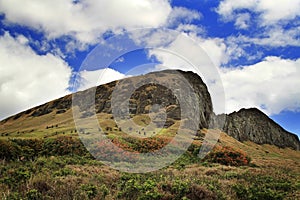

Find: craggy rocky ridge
<box><xmin>220</xmin><ymin>108</ymin><xmax>300</xmax><ymax>150</ymax></box>
<box><xmin>1</xmin><ymin>70</ymin><xmax>299</xmax><ymax>150</ymax></box>
<box><xmin>73</xmin><ymin>70</ymin><xmax>213</xmax><ymax>129</ymax></box>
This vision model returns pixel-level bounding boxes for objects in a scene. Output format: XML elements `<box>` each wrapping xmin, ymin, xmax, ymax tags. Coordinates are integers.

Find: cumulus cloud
<box><xmin>78</xmin><ymin>68</ymin><xmax>126</xmax><ymax>91</ymax></box>
<box><xmin>217</xmin><ymin>0</ymin><xmax>300</xmax><ymax>25</ymax></box>
<box><xmin>222</xmin><ymin>24</ymin><xmax>300</xmax><ymax>52</ymax></box>
<box><xmin>234</xmin><ymin>13</ymin><xmax>251</xmax><ymax>29</ymax></box>
<box><xmin>148</xmin><ymin>32</ymin><xmax>228</xmax><ymax>72</ymax></box>
<box><xmin>166</xmin><ymin>7</ymin><xmax>202</xmax><ymax>28</ymax></box>
<box><xmin>0</xmin><ymin>32</ymin><xmax>72</xmax><ymax>119</ymax></box>
<box><xmin>221</xmin><ymin>57</ymin><xmax>300</xmax><ymax>115</ymax></box>
<box><xmin>216</xmin><ymin>0</ymin><xmax>256</xmax><ymax>20</ymax></box>
<box><xmin>241</xmin><ymin>26</ymin><xmax>300</xmax><ymax>47</ymax></box>
<box><xmin>0</xmin><ymin>0</ymin><xmax>172</xmax><ymax>44</ymax></box>
<box><xmin>216</xmin><ymin>0</ymin><xmax>300</xmax><ymax>48</ymax></box>
<box><xmin>176</xmin><ymin>24</ymin><xmax>205</xmax><ymax>35</ymax></box>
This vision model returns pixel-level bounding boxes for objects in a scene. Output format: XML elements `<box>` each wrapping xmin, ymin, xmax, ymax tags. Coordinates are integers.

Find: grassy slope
<box><xmin>0</xmin><ymin>111</ymin><xmax>299</xmax><ymax>199</ymax></box>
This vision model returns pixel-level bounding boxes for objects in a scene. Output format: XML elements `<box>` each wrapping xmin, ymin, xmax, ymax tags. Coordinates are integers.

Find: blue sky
<box><xmin>0</xmin><ymin>0</ymin><xmax>299</xmax><ymax>137</ymax></box>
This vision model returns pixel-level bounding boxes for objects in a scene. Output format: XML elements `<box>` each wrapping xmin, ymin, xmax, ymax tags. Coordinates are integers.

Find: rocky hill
<box><xmin>1</xmin><ymin>70</ymin><xmax>299</xmax><ymax>150</ymax></box>
<box><xmin>215</xmin><ymin>108</ymin><xmax>300</xmax><ymax>150</ymax></box>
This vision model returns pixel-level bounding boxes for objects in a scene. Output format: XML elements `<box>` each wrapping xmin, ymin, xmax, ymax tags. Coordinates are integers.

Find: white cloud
<box><xmin>176</xmin><ymin>24</ymin><xmax>205</xmax><ymax>35</ymax></box>
<box><xmin>224</xmin><ymin>36</ymin><xmax>248</xmax><ymax>61</ymax></box>
<box><xmin>226</xmin><ymin>26</ymin><xmax>300</xmax><ymax>47</ymax></box>
<box><xmin>166</xmin><ymin>7</ymin><xmax>201</xmax><ymax>27</ymax></box>
<box><xmin>234</xmin><ymin>13</ymin><xmax>251</xmax><ymax>29</ymax></box>
<box><xmin>216</xmin><ymin>1</ymin><xmax>300</xmax><ymax>58</ymax></box>
<box><xmin>249</xmin><ymin>26</ymin><xmax>300</xmax><ymax>47</ymax></box>
<box><xmin>221</xmin><ymin>56</ymin><xmax>300</xmax><ymax>115</ymax></box>
<box><xmin>225</xmin><ymin>25</ymin><xmax>300</xmax><ymax>50</ymax></box>
<box><xmin>16</xmin><ymin>34</ymin><xmax>29</xmax><ymax>45</ymax></box>
<box><xmin>129</xmin><ymin>28</ymin><xmax>179</xmax><ymax>48</ymax></box>
<box><xmin>78</xmin><ymin>68</ymin><xmax>126</xmax><ymax>91</ymax></box>
<box><xmin>217</xmin><ymin>0</ymin><xmax>300</xmax><ymax>25</ymax></box>
<box><xmin>216</xmin><ymin>0</ymin><xmax>256</xmax><ymax>20</ymax></box>
<box><xmin>148</xmin><ymin>32</ymin><xmax>228</xmax><ymax>71</ymax></box>
<box><xmin>223</xmin><ymin>24</ymin><xmax>300</xmax><ymax>64</ymax></box>
<box><xmin>0</xmin><ymin>32</ymin><xmax>72</xmax><ymax>119</ymax></box>
<box><xmin>0</xmin><ymin>0</ymin><xmax>172</xmax><ymax>44</ymax></box>
<box><xmin>257</xmin><ymin>0</ymin><xmax>300</xmax><ymax>24</ymax></box>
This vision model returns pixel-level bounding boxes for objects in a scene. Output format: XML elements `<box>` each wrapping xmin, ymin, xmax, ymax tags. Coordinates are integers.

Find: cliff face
<box><xmin>219</xmin><ymin>108</ymin><xmax>300</xmax><ymax>150</ymax></box>
<box><xmin>75</xmin><ymin>70</ymin><xmax>213</xmax><ymax>129</ymax></box>
<box><xmin>2</xmin><ymin>70</ymin><xmax>213</xmax><ymax>130</ymax></box>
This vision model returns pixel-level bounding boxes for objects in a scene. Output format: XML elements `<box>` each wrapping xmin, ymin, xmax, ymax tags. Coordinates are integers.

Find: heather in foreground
<box><xmin>0</xmin><ymin>135</ymin><xmax>299</xmax><ymax>200</ymax></box>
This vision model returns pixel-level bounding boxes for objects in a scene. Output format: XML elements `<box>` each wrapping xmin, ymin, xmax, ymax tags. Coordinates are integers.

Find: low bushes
<box><xmin>91</xmin><ymin>136</ymin><xmax>179</xmax><ymax>163</ymax></box>
<box><xmin>205</xmin><ymin>146</ymin><xmax>251</xmax><ymax>166</ymax></box>
<box><xmin>233</xmin><ymin>184</ymin><xmax>287</xmax><ymax>200</ymax></box>
<box><xmin>232</xmin><ymin>173</ymin><xmax>294</xmax><ymax>200</ymax></box>
<box><xmin>0</xmin><ymin>137</ymin><xmax>89</xmax><ymax>161</ymax></box>
<box><xmin>0</xmin><ymin>140</ymin><xmax>20</xmax><ymax>160</ymax></box>
<box><xmin>41</xmin><ymin>136</ymin><xmax>88</xmax><ymax>156</ymax></box>
<box><xmin>91</xmin><ymin>139</ymin><xmax>139</xmax><ymax>163</ymax></box>
<box><xmin>117</xmin><ymin>174</ymin><xmax>163</xmax><ymax>200</ymax></box>
<box><xmin>117</xmin><ymin>173</ymin><xmax>218</xmax><ymax>200</ymax></box>
<box><xmin>160</xmin><ymin>179</ymin><xmax>217</xmax><ymax>200</ymax></box>
<box><xmin>1</xmin><ymin>137</ymin><xmax>252</xmax><ymax>169</ymax></box>
<box><xmin>121</xmin><ymin>136</ymin><xmax>171</xmax><ymax>153</ymax></box>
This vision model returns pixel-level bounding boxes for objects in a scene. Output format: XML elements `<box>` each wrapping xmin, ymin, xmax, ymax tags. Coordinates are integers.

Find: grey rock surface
<box><xmin>217</xmin><ymin>108</ymin><xmax>300</xmax><ymax>150</ymax></box>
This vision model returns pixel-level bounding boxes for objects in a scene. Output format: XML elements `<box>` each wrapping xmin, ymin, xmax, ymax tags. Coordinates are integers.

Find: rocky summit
<box><xmin>1</xmin><ymin>70</ymin><xmax>299</xmax><ymax>150</ymax></box>
<box><xmin>220</xmin><ymin>108</ymin><xmax>300</xmax><ymax>150</ymax></box>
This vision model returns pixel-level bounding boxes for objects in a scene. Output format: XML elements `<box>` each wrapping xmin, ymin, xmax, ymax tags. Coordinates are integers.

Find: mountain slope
<box><xmin>0</xmin><ymin>70</ymin><xmax>299</xmax><ymax>150</ymax></box>
<box><xmin>223</xmin><ymin>108</ymin><xmax>300</xmax><ymax>150</ymax></box>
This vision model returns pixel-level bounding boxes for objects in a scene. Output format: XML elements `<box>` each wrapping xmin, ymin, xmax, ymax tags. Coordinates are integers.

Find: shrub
<box><xmin>118</xmin><ymin>175</ymin><xmax>162</xmax><ymax>200</ymax></box>
<box><xmin>160</xmin><ymin>179</ymin><xmax>189</xmax><ymax>200</ymax></box>
<box><xmin>0</xmin><ymin>140</ymin><xmax>20</xmax><ymax>160</ymax></box>
<box><xmin>42</xmin><ymin>136</ymin><xmax>88</xmax><ymax>156</ymax></box>
<box><xmin>233</xmin><ymin>184</ymin><xmax>287</xmax><ymax>200</ymax></box>
<box><xmin>92</xmin><ymin>139</ymin><xmax>139</xmax><ymax>163</ymax></box>
<box><xmin>1</xmin><ymin>166</ymin><xmax>31</xmax><ymax>188</ymax></box>
<box><xmin>232</xmin><ymin>174</ymin><xmax>293</xmax><ymax>200</ymax></box>
<box><xmin>34</xmin><ymin>156</ymin><xmax>66</xmax><ymax>171</ymax></box>
<box><xmin>187</xmin><ymin>143</ymin><xmax>201</xmax><ymax>156</ymax></box>
<box><xmin>186</xmin><ymin>184</ymin><xmax>217</xmax><ymax>200</ymax></box>
<box><xmin>122</xmin><ymin>136</ymin><xmax>171</xmax><ymax>153</ymax></box>
<box><xmin>80</xmin><ymin>184</ymin><xmax>98</xmax><ymax>199</ymax></box>
<box><xmin>53</xmin><ymin>168</ymin><xmax>76</xmax><ymax>177</ymax></box>
<box><xmin>160</xmin><ymin>180</ymin><xmax>217</xmax><ymax>200</ymax></box>
<box><xmin>26</xmin><ymin>189</ymin><xmax>42</xmax><ymax>200</ymax></box>
<box><xmin>205</xmin><ymin>146</ymin><xmax>251</xmax><ymax>166</ymax></box>
<box><xmin>0</xmin><ymin>137</ymin><xmax>90</xmax><ymax>161</ymax></box>
<box><xmin>99</xmin><ymin>184</ymin><xmax>109</xmax><ymax>199</ymax></box>
<box><xmin>30</xmin><ymin>175</ymin><xmax>52</xmax><ymax>194</ymax></box>
<box><xmin>139</xmin><ymin>189</ymin><xmax>163</xmax><ymax>200</ymax></box>
<box><xmin>10</xmin><ymin>139</ymin><xmax>43</xmax><ymax>160</ymax></box>
<box><xmin>5</xmin><ymin>192</ymin><xmax>22</xmax><ymax>200</ymax></box>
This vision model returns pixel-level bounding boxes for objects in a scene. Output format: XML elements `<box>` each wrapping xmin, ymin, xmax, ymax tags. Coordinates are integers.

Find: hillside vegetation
<box><xmin>0</xmin><ymin>120</ymin><xmax>299</xmax><ymax>199</ymax></box>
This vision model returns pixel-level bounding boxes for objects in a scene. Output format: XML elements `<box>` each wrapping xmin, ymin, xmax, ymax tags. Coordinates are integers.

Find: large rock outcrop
<box><xmin>75</xmin><ymin>70</ymin><xmax>213</xmax><ymax>129</ymax></box>
<box><xmin>219</xmin><ymin>108</ymin><xmax>300</xmax><ymax>150</ymax></box>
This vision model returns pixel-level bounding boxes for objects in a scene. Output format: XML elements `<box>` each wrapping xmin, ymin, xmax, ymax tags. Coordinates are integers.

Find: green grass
<box><xmin>1</xmin><ymin>112</ymin><xmax>299</xmax><ymax>199</ymax></box>
<box><xmin>0</xmin><ymin>134</ymin><xmax>299</xmax><ymax>199</ymax></box>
